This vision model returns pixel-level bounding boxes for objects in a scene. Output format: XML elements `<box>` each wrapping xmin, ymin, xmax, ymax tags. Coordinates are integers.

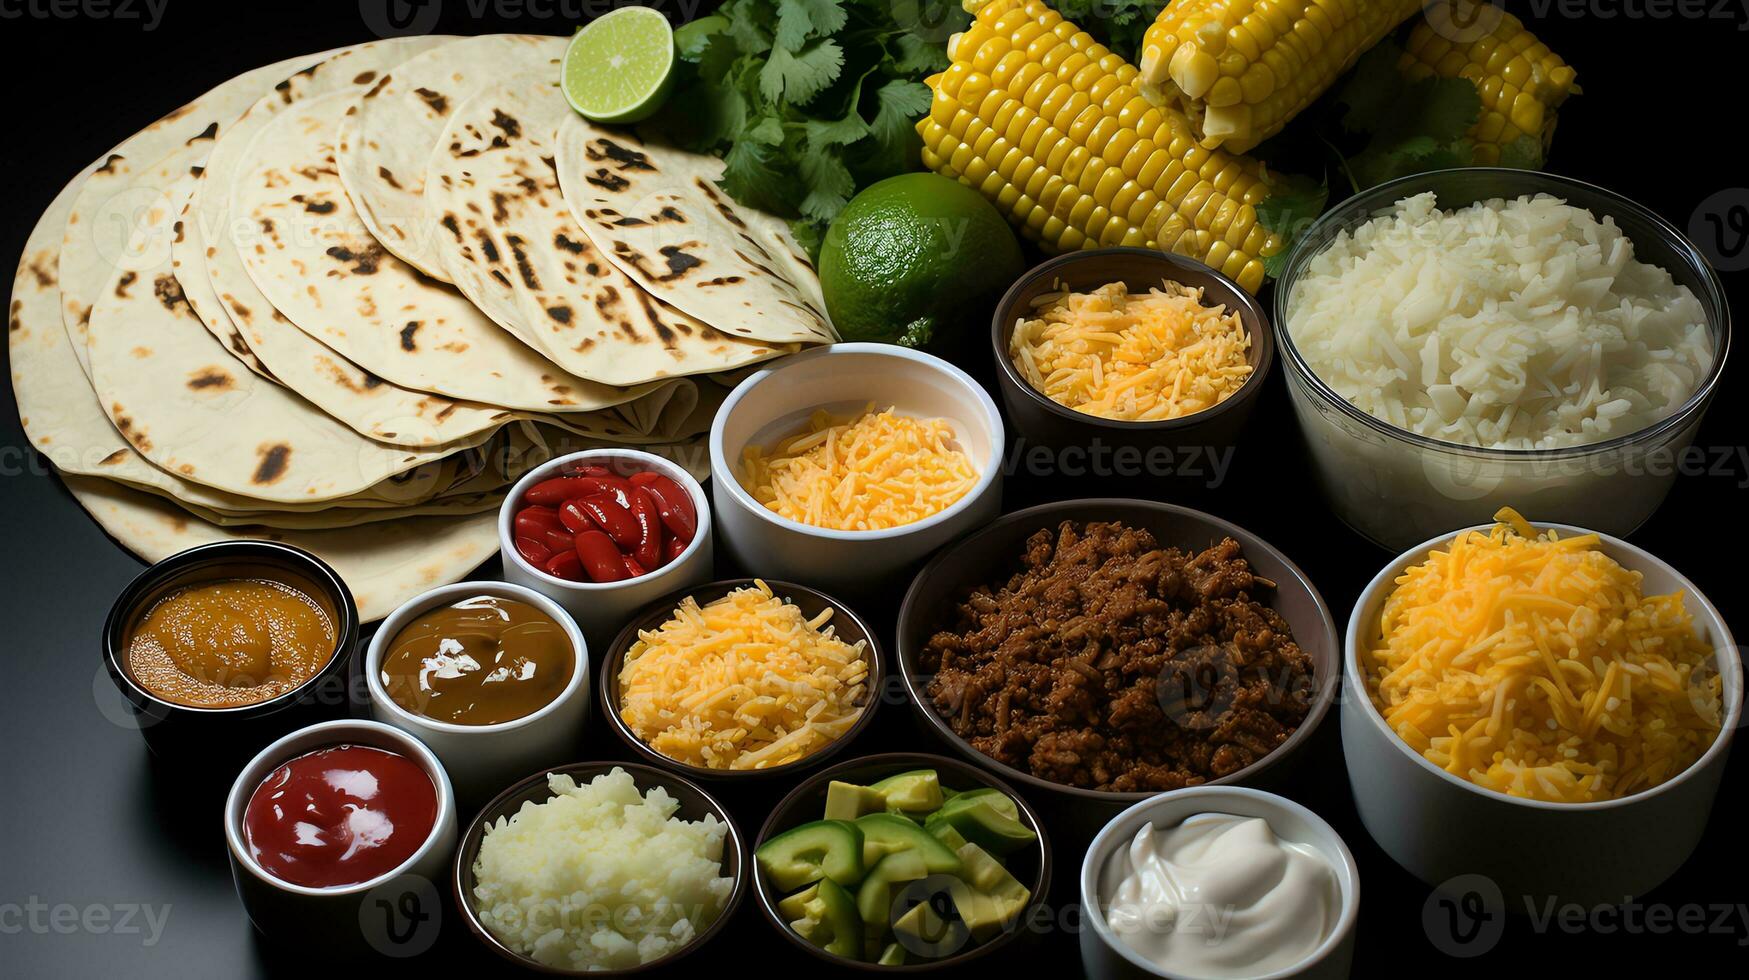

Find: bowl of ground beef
<box><xmin>897</xmin><ymin>499</ymin><xmax>1339</xmax><ymax>820</ymax></box>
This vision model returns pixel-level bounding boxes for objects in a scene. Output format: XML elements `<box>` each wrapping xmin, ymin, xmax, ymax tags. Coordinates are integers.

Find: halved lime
<box><xmin>562</xmin><ymin>6</ymin><xmax>677</xmax><ymax>124</ymax></box>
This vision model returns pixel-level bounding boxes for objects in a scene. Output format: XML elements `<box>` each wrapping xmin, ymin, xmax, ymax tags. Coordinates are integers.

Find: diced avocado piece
<box><xmin>947</xmin><ymin>844</ymin><xmax>1031</xmax><ymax>941</ymax></box>
<box><xmin>786</xmin><ymin>875</ymin><xmax>864</xmax><ymax>959</ymax></box>
<box><xmin>778</xmin><ymin>882</ymin><xmax>820</xmax><ymax>922</ymax></box>
<box><xmin>855</xmin><ymin>850</ymin><xmax>929</xmax><ymax>935</ymax></box>
<box><xmin>925</xmin><ymin>801</ymin><xmax>1035</xmax><ymax>857</ymax></box>
<box><xmin>855</xmin><ymin>812</ymin><xmax>964</xmax><ymax>874</ymax></box>
<box><xmin>928</xmin><ymin>821</ymin><xmax>968</xmax><ymax>851</ymax></box>
<box><xmin>892</xmin><ymin>897</ymin><xmax>956</xmax><ymax>949</ymax></box>
<box><xmin>868</xmin><ymin>769</ymin><xmax>944</xmax><ymax>813</ymax></box>
<box><xmin>757</xmin><ymin>819</ymin><xmax>866</xmax><ymax>891</ymax></box>
<box><xmin>824</xmin><ymin>780</ymin><xmax>887</xmax><ymax>821</ymax></box>
<box><xmin>877</xmin><ymin>942</ymin><xmax>908</xmax><ymax>966</ymax></box>
<box><xmin>939</xmin><ymin>787</ymin><xmax>1020</xmax><ymax>822</ymax></box>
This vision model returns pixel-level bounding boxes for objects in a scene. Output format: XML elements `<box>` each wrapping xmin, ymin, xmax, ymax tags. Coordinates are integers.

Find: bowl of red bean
<box><xmin>499</xmin><ymin>449</ymin><xmax>713</xmax><ymax>647</ymax></box>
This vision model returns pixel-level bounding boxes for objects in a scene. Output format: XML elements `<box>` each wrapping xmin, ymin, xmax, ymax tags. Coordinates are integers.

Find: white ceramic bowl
<box><xmin>1344</xmin><ymin>521</ymin><xmax>1743</xmax><ymax>907</ymax></box>
<box><xmin>709</xmin><ymin>343</ymin><xmax>1004</xmax><ymax>596</ymax></box>
<box><xmin>1079</xmin><ymin>787</ymin><xmax>1359</xmax><ymax>980</ymax></box>
<box><xmin>499</xmin><ymin>448</ymin><xmax>713</xmax><ymax>649</ymax></box>
<box><xmin>366</xmin><ymin>581</ymin><xmax>589</xmax><ymax>804</ymax></box>
<box><xmin>224</xmin><ymin>719</ymin><xmax>457</xmax><ymax>957</ymax></box>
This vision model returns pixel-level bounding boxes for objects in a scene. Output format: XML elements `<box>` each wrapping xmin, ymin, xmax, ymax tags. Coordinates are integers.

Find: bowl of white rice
<box><xmin>454</xmin><ymin>762</ymin><xmax>745</xmax><ymax>974</ymax></box>
<box><xmin>1274</xmin><ymin>169</ymin><xmax>1730</xmax><ymax>550</ymax></box>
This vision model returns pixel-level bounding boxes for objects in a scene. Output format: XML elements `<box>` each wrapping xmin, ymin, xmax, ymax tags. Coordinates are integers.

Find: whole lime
<box><xmin>820</xmin><ymin>173</ymin><xmax>1023</xmax><ymax>349</ymax></box>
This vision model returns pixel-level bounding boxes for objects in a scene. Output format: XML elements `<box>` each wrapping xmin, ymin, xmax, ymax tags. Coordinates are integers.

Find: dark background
<box><xmin>2</xmin><ymin>1</ymin><xmax>1744</xmax><ymax>977</ymax></box>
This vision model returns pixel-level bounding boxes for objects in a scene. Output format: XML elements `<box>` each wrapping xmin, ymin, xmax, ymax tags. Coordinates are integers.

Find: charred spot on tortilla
<box><xmin>634</xmin><ymin>292</ymin><xmax>680</xmax><ymax>346</ymax></box>
<box><xmin>553</xmin><ymin>233</ymin><xmax>585</xmax><ymax>254</ymax></box>
<box><xmin>546</xmin><ymin>305</ymin><xmax>573</xmax><ymax>324</ymax></box>
<box><xmin>490</xmin><ymin>191</ymin><xmax>510</xmax><ymax>223</ymax></box>
<box><xmin>656</xmin><ymin>206</ymin><xmax>684</xmax><ymax>224</ymax></box>
<box><xmin>587</xmin><ymin>138</ymin><xmax>654</xmax><ymax>172</ymax></box>
<box><xmin>363</xmin><ymin>73</ymin><xmax>392</xmax><ymax>98</ymax></box>
<box><xmin>659</xmin><ymin>245</ymin><xmax>704</xmax><ymax>280</ymax></box>
<box><xmin>189</xmin><ymin>165</ymin><xmax>204</xmax><ymax>177</ymax></box>
<box><xmin>377</xmin><ymin>165</ymin><xmax>402</xmax><ymax>190</ymax></box>
<box><xmin>187</xmin><ymin>367</ymin><xmax>234</xmax><ymax>390</ymax></box>
<box><xmin>151</xmin><ymin>274</ymin><xmax>187</xmax><ymax>312</ymax></box>
<box><xmin>489</xmin><ymin>109</ymin><xmax>521</xmax><ymax>139</ymax></box>
<box><xmin>95</xmin><ymin>154</ymin><xmax>125</xmax><ymax>175</ymax></box>
<box><xmin>187</xmin><ymin>122</ymin><xmax>219</xmax><ymax>144</ymax></box>
<box><xmin>490</xmin><ymin>269</ymin><xmax>511</xmax><ymax>288</ymax></box>
<box><xmin>259</xmin><ymin>217</ymin><xmax>276</xmax><ymax>236</ymax></box>
<box><xmin>325</xmin><ymin>242</ymin><xmax>384</xmax><ymax>275</ymax></box>
<box><xmin>114</xmin><ymin>271</ymin><xmax>138</xmax><ymax>298</ymax></box>
<box><xmin>415</xmin><ymin>87</ymin><xmax>449</xmax><ymax>114</ymax></box>
<box><xmin>295</xmin><ymin>194</ymin><xmax>337</xmax><ymax>214</ymax></box>
<box><xmin>27</xmin><ymin>258</ymin><xmax>55</xmax><ymax>288</ymax></box>
<box><xmin>700</xmin><ymin>276</ymin><xmax>744</xmax><ymax>287</ymax></box>
<box><xmin>400</xmin><ymin>321</ymin><xmax>421</xmax><ymax>351</ymax></box>
<box><xmin>586</xmin><ymin>169</ymin><xmax>630</xmax><ymax>192</ymax></box>
<box><xmin>353</xmin><ymin>71</ymin><xmax>378</xmax><ymax>86</ymax></box>
<box><xmin>172</xmin><ymin>220</ymin><xmax>186</xmax><ymax>244</ymax></box>
<box><xmin>100</xmin><ymin>449</ymin><xmax>128</xmax><ymax>465</ymax></box>
<box><xmin>440</xmin><ymin>213</ymin><xmax>461</xmax><ymax>240</ymax></box>
<box><xmin>505</xmin><ymin>234</ymin><xmax>540</xmax><ymax>290</ymax></box>
<box><xmin>253</xmin><ymin>444</ymin><xmax>292</xmax><ymax>485</ymax></box>
<box><xmin>475</xmin><ymin>231</ymin><xmax>501</xmax><ymax>264</ymax></box>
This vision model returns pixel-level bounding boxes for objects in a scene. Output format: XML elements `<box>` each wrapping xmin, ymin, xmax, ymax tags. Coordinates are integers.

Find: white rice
<box><xmin>1284</xmin><ymin>192</ymin><xmax>1714</xmax><ymax>450</ymax></box>
<box><xmin>472</xmin><ymin>768</ymin><xmax>733</xmax><ymax>971</ymax></box>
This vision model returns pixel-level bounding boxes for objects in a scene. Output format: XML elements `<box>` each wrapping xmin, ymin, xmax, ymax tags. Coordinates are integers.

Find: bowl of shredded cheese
<box><xmin>601</xmin><ymin>578</ymin><xmax>883</xmax><ymax>780</ymax></box>
<box><xmin>709</xmin><ymin>343</ymin><xmax>1004</xmax><ymax>597</ymax></box>
<box><xmin>1343</xmin><ymin>507</ymin><xmax>1742</xmax><ymax>907</ymax></box>
<box><xmin>991</xmin><ymin>247</ymin><xmax>1272</xmax><ymax>467</ymax></box>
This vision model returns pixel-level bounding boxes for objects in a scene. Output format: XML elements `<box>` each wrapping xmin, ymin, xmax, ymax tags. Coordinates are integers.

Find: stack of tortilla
<box><xmin>8</xmin><ymin>35</ymin><xmax>835</xmax><ymax>619</ymax></box>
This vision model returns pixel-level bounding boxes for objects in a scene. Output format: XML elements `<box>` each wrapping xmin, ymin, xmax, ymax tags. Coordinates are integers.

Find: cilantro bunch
<box><xmin>658</xmin><ymin>0</ymin><xmax>969</xmax><ymax>252</ymax></box>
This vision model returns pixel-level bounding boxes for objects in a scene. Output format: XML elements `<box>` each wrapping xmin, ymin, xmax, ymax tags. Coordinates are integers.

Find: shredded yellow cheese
<box><xmin>1008</xmin><ymin>280</ymin><xmax>1253</xmax><ymax>421</ymax></box>
<box><xmin>738</xmin><ymin>404</ymin><xmax>978</xmax><ymax>531</ymax></box>
<box><xmin>1364</xmin><ymin>508</ymin><xmax>1723</xmax><ymax>803</ymax></box>
<box><xmin>618</xmin><ymin>581</ymin><xmax>869</xmax><ymax>770</ymax></box>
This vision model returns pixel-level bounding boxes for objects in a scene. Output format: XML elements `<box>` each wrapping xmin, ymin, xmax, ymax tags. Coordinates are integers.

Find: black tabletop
<box><xmin>3</xmin><ymin>4</ymin><xmax>1744</xmax><ymax>977</ymax></box>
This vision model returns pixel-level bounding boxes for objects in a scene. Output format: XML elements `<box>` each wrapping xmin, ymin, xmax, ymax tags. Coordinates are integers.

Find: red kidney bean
<box><xmin>638</xmin><ymin>476</ymin><xmax>697</xmax><ymax>541</ymax></box>
<box><xmin>513</xmin><ymin>505</ymin><xmax>562</xmax><ymax>539</ymax></box>
<box><xmin>663</xmin><ymin>531</ymin><xmax>687</xmax><ymax>565</ymax></box>
<box><xmin>628</xmin><ymin>471</ymin><xmax>659</xmax><ymax>487</ymax></box>
<box><xmin>563</xmin><ymin>464</ymin><xmax>612</xmax><ymax>478</ymax></box>
<box><xmin>629</xmin><ymin>487</ymin><xmax>662</xmax><ymax>570</ymax></box>
<box><xmin>514</xmin><ymin>535</ymin><xmax>551</xmax><ymax>566</ymax></box>
<box><xmin>573</xmin><ymin>531</ymin><xmax>629</xmax><ymax>583</ymax></box>
<box><xmin>524</xmin><ymin>475</ymin><xmax>629</xmax><ymax>507</ymax></box>
<box><xmin>541</xmin><ymin>528</ymin><xmax>575</xmax><ymax>554</ymax></box>
<box><xmin>542</xmin><ymin>549</ymin><xmax>582</xmax><ymax>580</ymax></box>
<box><xmin>575</xmin><ymin>494</ymin><xmax>640</xmax><ymax>550</ymax></box>
<box><xmin>558</xmin><ymin>501</ymin><xmax>598</xmax><ymax>534</ymax></box>
<box><xmin>622</xmin><ymin>554</ymin><xmax>647</xmax><ymax>578</ymax></box>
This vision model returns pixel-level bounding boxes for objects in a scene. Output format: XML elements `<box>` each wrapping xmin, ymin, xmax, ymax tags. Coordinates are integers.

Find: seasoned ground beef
<box><xmin>920</xmin><ymin>520</ymin><xmax>1314</xmax><ymax>792</ymax></box>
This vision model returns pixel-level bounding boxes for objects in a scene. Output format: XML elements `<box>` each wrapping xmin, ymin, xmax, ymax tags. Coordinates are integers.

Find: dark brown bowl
<box><xmin>751</xmin><ymin>752</ymin><xmax>1051</xmax><ymax>972</ymax></box>
<box><xmin>101</xmin><ymin>540</ymin><xmax>360</xmax><ymax>766</ymax></box>
<box><xmin>894</xmin><ymin>499</ymin><xmax>1339</xmax><ymax>833</ymax></box>
<box><xmin>599</xmin><ymin>578</ymin><xmax>884</xmax><ymax>781</ymax></box>
<box><xmin>991</xmin><ymin>247</ymin><xmax>1273</xmax><ymax>469</ymax></box>
<box><xmin>453</xmin><ymin>761</ymin><xmax>748</xmax><ymax>975</ymax></box>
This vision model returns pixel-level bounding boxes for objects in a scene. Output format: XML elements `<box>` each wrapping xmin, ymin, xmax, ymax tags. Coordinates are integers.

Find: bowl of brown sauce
<box><xmin>102</xmin><ymin>541</ymin><xmax>360</xmax><ymax>762</ymax></box>
<box><xmin>365</xmin><ymin>581</ymin><xmax>589</xmax><ymax>804</ymax></box>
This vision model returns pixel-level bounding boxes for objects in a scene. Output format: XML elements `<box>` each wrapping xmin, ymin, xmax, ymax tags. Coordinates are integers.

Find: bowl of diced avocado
<box><xmin>751</xmin><ymin>753</ymin><xmax>1050</xmax><ymax>970</ymax></box>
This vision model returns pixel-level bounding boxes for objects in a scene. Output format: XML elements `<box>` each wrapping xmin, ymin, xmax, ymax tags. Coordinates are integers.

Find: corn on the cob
<box><xmin>1400</xmin><ymin>2</ymin><xmax>1578</xmax><ymax>166</ymax></box>
<box><xmin>920</xmin><ymin>0</ymin><xmax>1281</xmax><ymax>291</ymax></box>
<box><xmin>1138</xmin><ymin>0</ymin><xmax>1424</xmax><ymax>153</ymax></box>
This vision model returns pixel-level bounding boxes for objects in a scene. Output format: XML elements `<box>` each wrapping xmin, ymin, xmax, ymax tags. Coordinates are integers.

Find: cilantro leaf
<box><xmin>871</xmin><ymin>78</ymin><xmax>931</xmax><ymax>151</ymax></box>
<box><xmin>726</xmin><ymin>0</ymin><xmax>777</xmax><ymax>55</ymax></box>
<box><xmin>775</xmin><ymin>0</ymin><xmax>848</xmax><ymax>52</ymax></box>
<box><xmin>799</xmin><ymin>147</ymin><xmax>856</xmax><ymax>221</ymax></box>
<box><xmin>721</xmin><ymin>137</ymin><xmax>797</xmax><ymax>216</ymax></box>
<box><xmin>891</xmin><ymin>32</ymin><xmax>951</xmax><ymax>74</ymax></box>
<box><xmin>1256</xmin><ymin>173</ymin><xmax>1329</xmax><ymax>279</ymax></box>
<box><xmin>805</xmin><ymin>106</ymin><xmax>871</xmax><ymax>147</ymax></box>
<box><xmin>760</xmin><ymin>38</ymin><xmax>845</xmax><ymax>105</ymax></box>
<box><xmin>674</xmin><ymin>14</ymin><xmax>729</xmax><ymax>61</ymax></box>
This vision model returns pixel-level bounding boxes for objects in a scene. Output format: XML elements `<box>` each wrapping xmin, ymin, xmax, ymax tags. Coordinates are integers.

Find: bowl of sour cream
<box><xmin>1079</xmin><ymin>787</ymin><xmax>1358</xmax><ymax>980</ymax></box>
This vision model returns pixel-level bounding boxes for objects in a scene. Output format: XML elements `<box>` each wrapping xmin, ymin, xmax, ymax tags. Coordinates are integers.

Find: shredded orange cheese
<box><xmin>1364</xmin><ymin>508</ymin><xmax>1722</xmax><ymax>803</ymax></box>
<box><xmin>738</xmin><ymin>404</ymin><xmax>978</xmax><ymax>531</ymax></box>
<box><xmin>1008</xmin><ymin>280</ymin><xmax>1253</xmax><ymax>421</ymax></box>
<box><xmin>618</xmin><ymin>581</ymin><xmax>869</xmax><ymax>770</ymax></box>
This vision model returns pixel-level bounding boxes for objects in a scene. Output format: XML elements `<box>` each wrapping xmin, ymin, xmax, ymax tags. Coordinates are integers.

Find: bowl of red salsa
<box><xmin>223</xmin><ymin>719</ymin><xmax>457</xmax><ymax>955</ymax></box>
<box><xmin>499</xmin><ymin>449</ymin><xmax>713</xmax><ymax>648</ymax></box>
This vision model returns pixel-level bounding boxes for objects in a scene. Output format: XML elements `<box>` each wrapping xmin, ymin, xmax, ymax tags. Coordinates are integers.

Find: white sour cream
<box><xmin>1103</xmin><ymin>813</ymin><xmax>1337</xmax><ymax>978</ymax></box>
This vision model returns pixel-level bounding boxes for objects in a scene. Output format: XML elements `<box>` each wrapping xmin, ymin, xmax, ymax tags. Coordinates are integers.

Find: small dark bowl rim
<box><xmin>598</xmin><ymin>577</ymin><xmax>886</xmax><ymax>780</ymax></box>
<box><xmin>750</xmin><ymin>751</ymin><xmax>1053</xmax><ymax>973</ymax></box>
<box><xmin>101</xmin><ymin>540</ymin><xmax>360</xmax><ymax>717</ymax></box>
<box><xmin>452</xmin><ymin>760</ymin><xmax>749</xmax><ymax>976</ymax></box>
<box><xmin>990</xmin><ymin>247</ymin><xmax>1276</xmax><ymax>432</ymax></box>
<box><xmin>895</xmin><ymin>498</ymin><xmax>1340</xmax><ymax>805</ymax></box>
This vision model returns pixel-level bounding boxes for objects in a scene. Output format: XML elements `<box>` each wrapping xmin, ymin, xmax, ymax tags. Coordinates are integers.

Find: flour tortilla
<box><xmin>426</xmin><ymin>75</ymin><xmax>796</xmax><ymax>386</ymax></box>
<box><xmin>58</xmin><ymin>51</ymin><xmax>336</xmax><ymax>379</ymax></box>
<box><xmin>553</xmin><ymin>116</ymin><xmax>834</xmax><ymax>346</ymax></box>
<box><xmin>337</xmin><ymin>34</ymin><xmax>567</xmax><ymax>281</ymax></box>
<box><xmin>64</xmin><ymin>474</ymin><xmax>501</xmax><ymax>622</ymax></box>
<box><xmin>87</xmin><ymin>151</ymin><xmax>478</xmax><ymax>503</ymax></box>
<box><xmin>237</xmin><ymin>91</ymin><xmax>659</xmax><ymax>412</ymax></box>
